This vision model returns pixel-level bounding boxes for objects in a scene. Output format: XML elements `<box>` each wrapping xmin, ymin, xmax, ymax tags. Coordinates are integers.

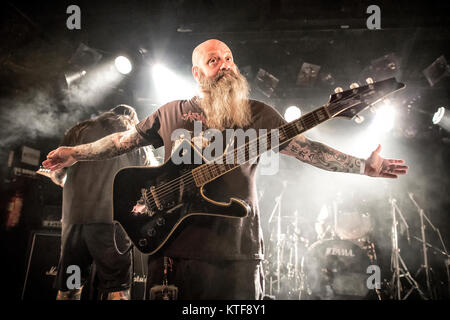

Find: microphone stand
<box><xmin>389</xmin><ymin>197</ymin><xmax>428</xmax><ymax>300</ymax></box>
<box><xmin>409</xmin><ymin>192</ymin><xmax>449</xmax><ymax>299</ymax></box>
<box><xmin>267</xmin><ymin>182</ymin><xmax>287</xmax><ymax>296</ymax></box>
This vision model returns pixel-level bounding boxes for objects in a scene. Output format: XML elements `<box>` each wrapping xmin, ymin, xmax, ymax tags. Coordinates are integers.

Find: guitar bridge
<box><xmin>131</xmin><ymin>188</ymin><xmax>155</xmax><ymax>216</ymax></box>
<box><xmin>150</xmin><ymin>186</ymin><xmax>163</xmax><ymax>210</ymax></box>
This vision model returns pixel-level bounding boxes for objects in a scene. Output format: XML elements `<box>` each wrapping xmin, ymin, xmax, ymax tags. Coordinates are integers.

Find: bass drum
<box><xmin>303</xmin><ymin>239</ymin><xmax>371</xmax><ymax>299</ymax></box>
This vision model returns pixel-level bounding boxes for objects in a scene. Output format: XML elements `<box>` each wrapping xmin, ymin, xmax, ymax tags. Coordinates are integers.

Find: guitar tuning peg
<box><xmin>354</xmin><ymin>115</ymin><xmax>365</xmax><ymax>124</ymax></box>
<box><xmin>334</xmin><ymin>87</ymin><xmax>343</xmax><ymax>93</ymax></box>
<box><xmin>350</xmin><ymin>82</ymin><xmax>359</xmax><ymax>89</ymax></box>
<box><xmin>365</xmin><ymin>77</ymin><xmax>374</xmax><ymax>84</ymax></box>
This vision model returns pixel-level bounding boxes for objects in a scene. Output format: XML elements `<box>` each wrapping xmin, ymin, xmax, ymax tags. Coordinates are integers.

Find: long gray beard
<box><xmin>198</xmin><ymin>69</ymin><xmax>251</xmax><ymax>130</ymax></box>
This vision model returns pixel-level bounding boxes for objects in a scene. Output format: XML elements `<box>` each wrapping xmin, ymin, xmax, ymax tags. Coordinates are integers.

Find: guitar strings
<box><xmin>147</xmin><ymin>101</ymin><xmax>350</xmax><ymax>198</ymax></box>
<box><xmin>141</xmin><ymin>102</ymin><xmax>351</xmax><ymax>210</ymax></box>
<box><xmin>141</xmin><ymin>101</ymin><xmax>351</xmax><ymax>210</ymax></box>
<box><xmin>140</xmin><ymin>104</ymin><xmax>339</xmax><ymax>210</ymax></box>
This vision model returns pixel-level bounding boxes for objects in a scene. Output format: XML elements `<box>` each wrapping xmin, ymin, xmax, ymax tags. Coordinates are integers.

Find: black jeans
<box><xmin>55</xmin><ymin>223</ymin><xmax>132</xmax><ymax>293</ymax></box>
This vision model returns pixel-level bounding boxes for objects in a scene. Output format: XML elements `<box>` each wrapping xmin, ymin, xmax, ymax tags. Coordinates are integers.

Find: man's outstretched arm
<box><xmin>280</xmin><ymin>134</ymin><xmax>408</xmax><ymax>178</ymax></box>
<box><xmin>42</xmin><ymin>127</ymin><xmax>149</xmax><ymax>171</ymax></box>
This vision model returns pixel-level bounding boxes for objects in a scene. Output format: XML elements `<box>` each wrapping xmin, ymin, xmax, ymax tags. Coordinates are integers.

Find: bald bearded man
<box><xmin>43</xmin><ymin>39</ymin><xmax>407</xmax><ymax>300</ymax></box>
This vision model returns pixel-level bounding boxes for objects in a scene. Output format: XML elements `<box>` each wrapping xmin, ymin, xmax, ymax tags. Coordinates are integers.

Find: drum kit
<box><xmin>264</xmin><ymin>195</ymin><xmax>379</xmax><ymax>300</ymax></box>
<box><xmin>263</xmin><ymin>191</ymin><xmax>450</xmax><ymax>300</ymax></box>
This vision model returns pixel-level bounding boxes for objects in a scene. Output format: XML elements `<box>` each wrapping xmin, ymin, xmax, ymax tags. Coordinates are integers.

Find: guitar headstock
<box><xmin>327</xmin><ymin>78</ymin><xmax>405</xmax><ymax>120</ymax></box>
<box><xmin>36</xmin><ymin>166</ymin><xmax>52</xmax><ymax>178</ymax></box>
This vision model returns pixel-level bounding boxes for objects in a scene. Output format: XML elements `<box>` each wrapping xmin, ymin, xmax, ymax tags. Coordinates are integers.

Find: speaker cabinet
<box><xmin>21</xmin><ymin>230</ymin><xmax>60</xmax><ymax>300</ymax></box>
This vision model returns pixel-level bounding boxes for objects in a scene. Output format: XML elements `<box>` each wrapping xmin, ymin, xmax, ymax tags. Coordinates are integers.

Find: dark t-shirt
<box><xmin>62</xmin><ymin>121</ymin><xmax>149</xmax><ymax>224</ymax></box>
<box><xmin>135</xmin><ymin>98</ymin><xmax>287</xmax><ymax>260</ymax></box>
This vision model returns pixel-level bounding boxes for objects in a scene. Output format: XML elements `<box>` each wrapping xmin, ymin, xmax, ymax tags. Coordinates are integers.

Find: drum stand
<box><xmin>267</xmin><ymin>184</ymin><xmax>286</xmax><ymax>296</ymax></box>
<box><xmin>290</xmin><ymin>210</ymin><xmax>309</xmax><ymax>299</ymax></box>
<box><xmin>389</xmin><ymin>198</ymin><xmax>428</xmax><ymax>300</ymax></box>
<box><xmin>409</xmin><ymin>192</ymin><xmax>450</xmax><ymax>299</ymax></box>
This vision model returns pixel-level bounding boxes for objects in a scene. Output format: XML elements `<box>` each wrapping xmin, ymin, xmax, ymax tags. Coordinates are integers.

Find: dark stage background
<box><xmin>0</xmin><ymin>0</ymin><xmax>449</xmax><ymax>300</ymax></box>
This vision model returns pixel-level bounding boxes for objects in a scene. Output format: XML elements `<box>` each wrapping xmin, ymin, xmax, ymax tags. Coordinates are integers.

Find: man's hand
<box><xmin>364</xmin><ymin>144</ymin><xmax>408</xmax><ymax>178</ymax></box>
<box><xmin>42</xmin><ymin>147</ymin><xmax>77</xmax><ymax>171</ymax></box>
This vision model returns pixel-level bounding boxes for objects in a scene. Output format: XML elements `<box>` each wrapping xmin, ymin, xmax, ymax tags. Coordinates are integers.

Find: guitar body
<box><xmin>113</xmin><ymin>142</ymin><xmax>251</xmax><ymax>255</ymax></box>
<box><xmin>112</xmin><ymin>77</ymin><xmax>405</xmax><ymax>255</ymax></box>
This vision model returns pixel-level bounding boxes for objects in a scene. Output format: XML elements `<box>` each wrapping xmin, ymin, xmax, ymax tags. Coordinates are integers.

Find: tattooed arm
<box><xmin>42</xmin><ymin>127</ymin><xmax>149</xmax><ymax>171</ymax></box>
<box><xmin>280</xmin><ymin>134</ymin><xmax>408</xmax><ymax>178</ymax></box>
<box><xmin>280</xmin><ymin>134</ymin><xmax>363</xmax><ymax>174</ymax></box>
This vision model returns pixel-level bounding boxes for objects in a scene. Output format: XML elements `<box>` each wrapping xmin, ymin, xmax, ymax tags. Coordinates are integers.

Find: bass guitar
<box><xmin>113</xmin><ymin>77</ymin><xmax>405</xmax><ymax>254</ymax></box>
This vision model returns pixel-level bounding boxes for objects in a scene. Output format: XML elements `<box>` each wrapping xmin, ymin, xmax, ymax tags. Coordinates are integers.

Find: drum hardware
<box><xmin>298</xmin><ymin>256</ymin><xmax>311</xmax><ymax>300</ymax></box>
<box><xmin>267</xmin><ymin>182</ymin><xmax>294</xmax><ymax>297</ymax></box>
<box><xmin>285</xmin><ymin>210</ymin><xmax>308</xmax><ymax>298</ymax></box>
<box><xmin>267</xmin><ymin>185</ymin><xmax>284</xmax><ymax>296</ymax></box>
<box><xmin>389</xmin><ymin>197</ymin><xmax>428</xmax><ymax>300</ymax></box>
<box><xmin>409</xmin><ymin>192</ymin><xmax>450</xmax><ymax>299</ymax></box>
<box><xmin>266</xmin><ymin>182</ymin><xmax>310</xmax><ymax>299</ymax></box>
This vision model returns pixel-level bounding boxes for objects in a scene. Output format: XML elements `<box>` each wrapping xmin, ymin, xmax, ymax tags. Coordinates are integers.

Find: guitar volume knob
<box><xmin>138</xmin><ymin>238</ymin><xmax>148</xmax><ymax>247</ymax></box>
<box><xmin>147</xmin><ymin>228</ymin><xmax>156</xmax><ymax>237</ymax></box>
<box><xmin>156</xmin><ymin>217</ymin><xmax>165</xmax><ymax>226</ymax></box>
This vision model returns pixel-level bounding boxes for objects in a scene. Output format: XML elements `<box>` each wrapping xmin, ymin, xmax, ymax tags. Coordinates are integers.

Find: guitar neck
<box><xmin>278</xmin><ymin>105</ymin><xmax>330</xmax><ymax>143</ymax></box>
<box><xmin>191</xmin><ymin>105</ymin><xmax>331</xmax><ymax>186</ymax></box>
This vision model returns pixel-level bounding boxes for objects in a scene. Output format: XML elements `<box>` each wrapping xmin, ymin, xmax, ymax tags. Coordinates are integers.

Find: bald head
<box><xmin>191</xmin><ymin>39</ymin><xmax>237</xmax><ymax>82</ymax></box>
<box><xmin>192</xmin><ymin>39</ymin><xmax>231</xmax><ymax>66</ymax></box>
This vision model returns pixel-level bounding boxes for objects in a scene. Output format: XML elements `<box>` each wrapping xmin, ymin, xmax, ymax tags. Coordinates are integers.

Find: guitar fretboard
<box><xmin>191</xmin><ymin>105</ymin><xmax>330</xmax><ymax>186</ymax></box>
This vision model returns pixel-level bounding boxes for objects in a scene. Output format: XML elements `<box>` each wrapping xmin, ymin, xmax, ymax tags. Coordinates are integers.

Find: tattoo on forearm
<box><xmin>73</xmin><ymin>128</ymin><xmax>148</xmax><ymax>161</ymax></box>
<box><xmin>281</xmin><ymin>135</ymin><xmax>362</xmax><ymax>174</ymax></box>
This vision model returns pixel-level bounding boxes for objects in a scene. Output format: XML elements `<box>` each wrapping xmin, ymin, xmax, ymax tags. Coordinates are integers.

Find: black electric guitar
<box><xmin>113</xmin><ymin>77</ymin><xmax>405</xmax><ymax>254</ymax></box>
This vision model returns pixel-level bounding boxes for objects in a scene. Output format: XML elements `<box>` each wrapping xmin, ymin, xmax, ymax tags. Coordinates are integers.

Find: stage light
<box><xmin>296</xmin><ymin>62</ymin><xmax>321</xmax><ymax>87</ymax></box>
<box><xmin>115</xmin><ymin>56</ymin><xmax>132</xmax><ymax>75</ymax></box>
<box><xmin>284</xmin><ymin>106</ymin><xmax>301</xmax><ymax>122</ymax></box>
<box><xmin>432</xmin><ymin>107</ymin><xmax>450</xmax><ymax>132</ymax></box>
<box><xmin>423</xmin><ymin>55</ymin><xmax>449</xmax><ymax>87</ymax></box>
<box><xmin>432</xmin><ymin>107</ymin><xmax>445</xmax><ymax>124</ymax></box>
<box><xmin>370</xmin><ymin>100</ymin><xmax>396</xmax><ymax>133</ymax></box>
<box><xmin>151</xmin><ymin>64</ymin><xmax>196</xmax><ymax>103</ymax></box>
<box><xmin>64</xmin><ymin>70</ymin><xmax>87</xmax><ymax>87</ymax></box>
<box><xmin>69</xmin><ymin>43</ymin><xmax>103</xmax><ymax>68</ymax></box>
<box><xmin>255</xmin><ymin>68</ymin><xmax>279</xmax><ymax>98</ymax></box>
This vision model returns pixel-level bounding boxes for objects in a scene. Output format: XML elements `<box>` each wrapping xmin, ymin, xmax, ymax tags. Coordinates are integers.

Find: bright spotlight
<box><xmin>115</xmin><ymin>56</ymin><xmax>132</xmax><ymax>75</ymax></box>
<box><xmin>284</xmin><ymin>106</ymin><xmax>301</xmax><ymax>122</ymax></box>
<box><xmin>370</xmin><ymin>102</ymin><xmax>396</xmax><ymax>133</ymax></box>
<box><xmin>432</xmin><ymin>107</ymin><xmax>450</xmax><ymax>131</ymax></box>
<box><xmin>151</xmin><ymin>63</ymin><xmax>196</xmax><ymax>103</ymax></box>
<box><xmin>432</xmin><ymin>107</ymin><xmax>445</xmax><ymax>124</ymax></box>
